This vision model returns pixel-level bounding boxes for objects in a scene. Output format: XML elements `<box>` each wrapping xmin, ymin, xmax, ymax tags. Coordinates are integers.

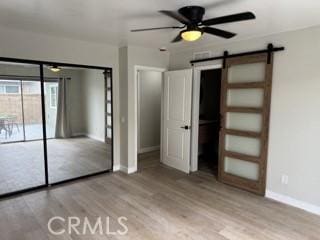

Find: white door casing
<box><xmin>162</xmin><ymin>69</ymin><xmax>192</xmax><ymax>173</ymax></box>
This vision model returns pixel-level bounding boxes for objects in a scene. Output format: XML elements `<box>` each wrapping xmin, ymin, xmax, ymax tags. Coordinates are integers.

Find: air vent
<box><xmin>193</xmin><ymin>51</ymin><xmax>211</xmax><ymax>61</ymax></box>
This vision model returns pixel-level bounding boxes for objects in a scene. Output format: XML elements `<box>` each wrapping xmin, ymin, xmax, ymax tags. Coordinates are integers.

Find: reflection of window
<box><xmin>50</xmin><ymin>86</ymin><xmax>58</xmax><ymax>109</ymax></box>
<box><xmin>0</xmin><ymin>84</ymin><xmax>20</xmax><ymax>94</ymax></box>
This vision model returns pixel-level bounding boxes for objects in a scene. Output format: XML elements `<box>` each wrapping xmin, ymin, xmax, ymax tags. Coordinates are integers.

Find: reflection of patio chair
<box><xmin>8</xmin><ymin>116</ymin><xmax>20</xmax><ymax>135</ymax></box>
<box><xmin>6</xmin><ymin>116</ymin><xmax>19</xmax><ymax>138</ymax></box>
<box><xmin>0</xmin><ymin>119</ymin><xmax>9</xmax><ymax>139</ymax></box>
<box><xmin>0</xmin><ymin>115</ymin><xmax>19</xmax><ymax>139</ymax></box>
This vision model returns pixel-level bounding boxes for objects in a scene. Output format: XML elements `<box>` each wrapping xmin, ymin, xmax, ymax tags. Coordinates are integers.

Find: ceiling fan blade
<box><xmin>131</xmin><ymin>26</ymin><xmax>182</xmax><ymax>32</ymax></box>
<box><xmin>171</xmin><ymin>33</ymin><xmax>182</xmax><ymax>43</ymax></box>
<box><xmin>202</xmin><ymin>12</ymin><xmax>255</xmax><ymax>26</ymax></box>
<box><xmin>202</xmin><ymin>27</ymin><xmax>236</xmax><ymax>39</ymax></box>
<box><xmin>159</xmin><ymin>10</ymin><xmax>191</xmax><ymax>24</ymax></box>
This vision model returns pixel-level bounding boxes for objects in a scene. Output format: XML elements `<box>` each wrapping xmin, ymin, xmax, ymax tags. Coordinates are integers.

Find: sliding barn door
<box><xmin>218</xmin><ymin>53</ymin><xmax>273</xmax><ymax>195</ymax></box>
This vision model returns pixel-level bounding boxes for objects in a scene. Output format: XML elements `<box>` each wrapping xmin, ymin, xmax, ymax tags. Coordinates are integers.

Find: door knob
<box><xmin>181</xmin><ymin>125</ymin><xmax>191</xmax><ymax>130</ymax></box>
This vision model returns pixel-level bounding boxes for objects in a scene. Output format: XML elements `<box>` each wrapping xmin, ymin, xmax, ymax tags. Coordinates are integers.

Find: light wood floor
<box><xmin>0</xmin><ymin>151</ymin><xmax>319</xmax><ymax>239</ymax></box>
<box><xmin>0</xmin><ymin>137</ymin><xmax>112</xmax><ymax>195</ymax></box>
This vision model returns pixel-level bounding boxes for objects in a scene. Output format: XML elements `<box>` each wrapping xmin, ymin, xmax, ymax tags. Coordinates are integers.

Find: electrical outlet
<box><xmin>281</xmin><ymin>175</ymin><xmax>289</xmax><ymax>185</ymax></box>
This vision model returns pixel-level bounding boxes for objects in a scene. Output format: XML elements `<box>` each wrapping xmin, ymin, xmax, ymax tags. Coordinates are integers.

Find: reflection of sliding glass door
<box><xmin>0</xmin><ymin>80</ymin><xmax>24</xmax><ymax>143</ymax></box>
<box><xmin>0</xmin><ymin>79</ymin><xmax>44</xmax><ymax>142</ymax></box>
<box><xmin>22</xmin><ymin>80</ymin><xmax>44</xmax><ymax>141</ymax></box>
<box><xmin>0</xmin><ymin>79</ymin><xmax>59</xmax><ymax>142</ymax></box>
<box><xmin>44</xmin><ymin>81</ymin><xmax>58</xmax><ymax>139</ymax></box>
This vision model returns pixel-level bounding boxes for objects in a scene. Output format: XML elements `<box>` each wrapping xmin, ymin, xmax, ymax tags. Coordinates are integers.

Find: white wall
<box><xmin>169</xmin><ymin>26</ymin><xmax>320</xmax><ymax>210</ymax></box>
<box><xmin>119</xmin><ymin>46</ymin><xmax>169</xmax><ymax>172</ymax></box>
<box><xmin>0</xmin><ymin>25</ymin><xmax>121</xmax><ymax>170</ymax></box>
<box><xmin>81</xmin><ymin>69</ymin><xmax>105</xmax><ymax>142</ymax></box>
<box><xmin>138</xmin><ymin>70</ymin><xmax>162</xmax><ymax>152</ymax></box>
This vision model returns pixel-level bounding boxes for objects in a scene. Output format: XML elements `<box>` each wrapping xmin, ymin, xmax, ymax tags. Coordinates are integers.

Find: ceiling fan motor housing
<box><xmin>178</xmin><ymin>6</ymin><xmax>205</xmax><ymax>24</ymax></box>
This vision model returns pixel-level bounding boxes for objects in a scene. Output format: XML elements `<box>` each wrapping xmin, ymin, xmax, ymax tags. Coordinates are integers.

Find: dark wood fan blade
<box><xmin>131</xmin><ymin>26</ymin><xmax>182</xmax><ymax>32</ymax></box>
<box><xmin>171</xmin><ymin>33</ymin><xmax>182</xmax><ymax>43</ymax></box>
<box><xmin>159</xmin><ymin>10</ymin><xmax>191</xmax><ymax>24</ymax></box>
<box><xmin>202</xmin><ymin>27</ymin><xmax>236</xmax><ymax>39</ymax></box>
<box><xmin>202</xmin><ymin>12</ymin><xmax>255</xmax><ymax>26</ymax></box>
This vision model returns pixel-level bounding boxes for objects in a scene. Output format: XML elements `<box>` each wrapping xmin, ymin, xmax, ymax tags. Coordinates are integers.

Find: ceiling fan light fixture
<box><xmin>181</xmin><ymin>28</ymin><xmax>202</xmax><ymax>42</ymax></box>
<box><xmin>132</xmin><ymin>6</ymin><xmax>256</xmax><ymax>43</ymax></box>
<box><xmin>50</xmin><ymin>65</ymin><xmax>61</xmax><ymax>73</ymax></box>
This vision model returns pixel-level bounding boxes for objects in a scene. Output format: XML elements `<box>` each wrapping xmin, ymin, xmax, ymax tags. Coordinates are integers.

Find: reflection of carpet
<box><xmin>0</xmin><ymin>137</ymin><xmax>112</xmax><ymax>195</ymax></box>
<box><xmin>0</xmin><ymin>123</ymin><xmax>55</xmax><ymax>143</ymax></box>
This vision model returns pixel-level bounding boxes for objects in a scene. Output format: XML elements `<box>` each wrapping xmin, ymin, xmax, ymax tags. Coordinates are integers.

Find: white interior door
<box><xmin>162</xmin><ymin>69</ymin><xmax>192</xmax><ymax>173</ymax></box>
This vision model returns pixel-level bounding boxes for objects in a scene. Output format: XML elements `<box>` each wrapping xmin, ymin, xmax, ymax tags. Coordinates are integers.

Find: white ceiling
<box><xmin>0</xmin><ymin>0</ymin><xmax>320</xmax><ymax>50</ymax></box>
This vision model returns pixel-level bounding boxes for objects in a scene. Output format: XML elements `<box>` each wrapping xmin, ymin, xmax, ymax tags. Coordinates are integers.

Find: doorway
<box><xmin>136</xmin><ymin>67</ymin><xmax>164</xmax><ymax>171</ymax></box>
<box><xmin>197</xmin><ymin>68</ymin><xmax>222</xmax><ymax>176</ymax></box>
<box><xmin>134</xmin><ymin>67</ymin><xmax>193</xmax><ymax>174</ymax></box>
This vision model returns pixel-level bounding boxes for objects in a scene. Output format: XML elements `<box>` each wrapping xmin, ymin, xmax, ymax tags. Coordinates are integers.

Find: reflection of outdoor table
<box><xmin>0</xmin><ymin>115</ymin><xmax>19</xmax><ymax>138</ymax></box>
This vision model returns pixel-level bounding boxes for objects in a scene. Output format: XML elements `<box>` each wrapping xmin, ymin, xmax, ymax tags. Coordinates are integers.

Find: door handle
<box><xmin>180</xmin><ymin>125</ymin><xmax>191</xmax><ymax>130</ymax></box>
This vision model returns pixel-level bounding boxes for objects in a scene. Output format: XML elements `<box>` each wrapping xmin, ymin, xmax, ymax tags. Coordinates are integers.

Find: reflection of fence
<box><xmin>0</xmin><ymin>94</ymin><xmax>42</xmax><ymax>124</ymax></box>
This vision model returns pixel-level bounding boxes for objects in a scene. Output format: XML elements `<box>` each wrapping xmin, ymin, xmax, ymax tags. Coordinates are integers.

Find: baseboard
<box><xmin>86</xmin><ymin>134</ymin><xmax>105</xmax><ymax>143</ymax></box>
<box><xmin>113</xmin><ymin>165</ymin><xmax>120</xmax><ymax>172</ymax></box>
<box><xmin>266</xmin><ymin>190</ymin><xmax>320</xmax><ymax>216</ymax></box>
<box><xmin>138</xmin><ymin>145</ymin><xmax>160</xmax><ymax>154</ymax></box>
<box><xmin>72</xmin><ymin>132</ymin><xmax>86</xmax><ymax>137</ymax></box>
<box><xmin>72</xmin><ymin>133</ymin><xmax>105</xmax><ymax>142</ymax></box>
<box><xmin>120</xmin><ymin>165</ymin><xmax>137</xmax><ymax>174</ymax></box>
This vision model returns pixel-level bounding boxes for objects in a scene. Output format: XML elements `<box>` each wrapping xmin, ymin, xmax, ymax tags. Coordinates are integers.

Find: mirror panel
<box><xmin>0</xmin><ymin>62</ymin><xmax>45</xmax><ymax>195</ymax></box>
<box><xmin>43</xmin><ymin>66</ymin><xmax>112</xmax><ymax>184</ymax></box>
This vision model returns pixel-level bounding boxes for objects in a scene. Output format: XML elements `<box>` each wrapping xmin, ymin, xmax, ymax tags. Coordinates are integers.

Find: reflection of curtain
<box><xmin>55</xmin><ymin>78</ymin><xmax>71</xmax><ymax>138</ymax></box>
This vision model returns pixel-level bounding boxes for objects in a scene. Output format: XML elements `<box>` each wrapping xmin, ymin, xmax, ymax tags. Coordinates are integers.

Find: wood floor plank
<box><xmin>0</xmin><ymin>151</ymin><xmax>319</xmax><ymax>239</ymax></box>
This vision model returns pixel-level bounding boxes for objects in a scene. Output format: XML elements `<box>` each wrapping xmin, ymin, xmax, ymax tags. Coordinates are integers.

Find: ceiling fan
<box><xmin>131</xmin><ymin>6</ymin><xmax>255</xmax><ymax>42</ymax></box>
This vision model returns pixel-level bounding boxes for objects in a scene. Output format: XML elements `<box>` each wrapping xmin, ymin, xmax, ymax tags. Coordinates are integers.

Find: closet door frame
<box><xmin>0</xmin><ymin>56</ymin><xmax>113</xmax><ymax>199</ymax></box>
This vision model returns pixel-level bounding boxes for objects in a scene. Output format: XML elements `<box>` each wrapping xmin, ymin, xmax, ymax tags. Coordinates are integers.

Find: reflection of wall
<box><xmin>138</xmin><ymin>70</ymin><xmax>161</xmax><ymax>152</ymax></box>
<box><xmin>81</xmin><ymin>69</ymin><xmax>105</xmax><ymax>142</ymax></box>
